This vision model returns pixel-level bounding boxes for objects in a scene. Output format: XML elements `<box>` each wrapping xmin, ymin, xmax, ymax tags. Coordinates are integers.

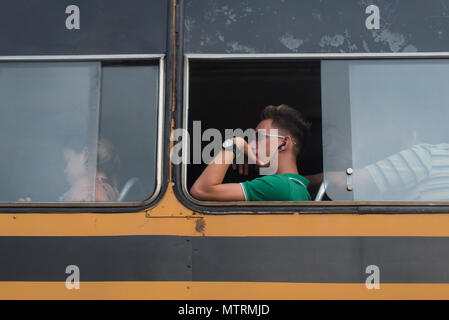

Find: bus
<box><xmin>1</xmin><ymin>0</ymin><xmax>449</xmax><ymax>299</ymax></box>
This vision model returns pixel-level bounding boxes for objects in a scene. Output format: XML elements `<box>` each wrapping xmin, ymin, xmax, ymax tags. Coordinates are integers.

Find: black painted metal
<box><xmin>193</xmin><ymin>236</ymin><xmax>449</xmax><ymax>283</ymax></box>
<box><xmin>184</xmin><ymin>0</ymin><xmax>449</xmax><ymax>54</ymax></box>
<box><xmin>2</xmin><ymin>235</ymin><xmax>449</xmax><ymax>283</ymax></box>
<box><xmin>0</xmin><ymin>235</ymin><xmax>192</xmax><ymax>281</ymax></box>
<box><xmin>0</xmin><ymin>0</ymin><xmax>167</xmax><ymax>55</ymax></box>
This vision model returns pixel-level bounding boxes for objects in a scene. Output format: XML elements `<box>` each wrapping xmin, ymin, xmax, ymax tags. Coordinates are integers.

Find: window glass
<box><xmin>0</xmin><ymin>61</ymin><xmax>159</xmax><ymax>203</ymax></box>
<box><xmin>322</xmin><ymin>60</ymin><xmax>449</xmax><ymax>201</ymax></box>
<box><xmin>100</xmin><ymin>64</ymin><xmax>159</xmax><ymax>202</ymax></box>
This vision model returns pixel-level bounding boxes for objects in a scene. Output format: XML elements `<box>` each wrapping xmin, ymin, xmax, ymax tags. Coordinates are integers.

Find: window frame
<box><xmin>0</xmin><ymin>54</ymin><xmax>166</xmax><ymax>210</ymax></box>
<box><xmin>178</xmin><ymin>53</ymin><xmax>449</xmax><ymax>214</ymax></box>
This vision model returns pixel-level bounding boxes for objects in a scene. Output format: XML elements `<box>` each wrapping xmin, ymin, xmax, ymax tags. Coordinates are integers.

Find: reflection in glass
<box><xmin>100</xmin><ymin>65</ymin><xmax>159</xmax><ymax>202</ymax></box>
<box><xmin>0</xmin><ymin>62</ymin><xmax>159</xmax><ymax>203</ymax></box>
<box><xmin>60</xmin><ymin>138</ymin><xmax>119</xmax><ymax>202</ymax></box>
<box><xmin>0</xmin><ymin>62</ymin><xmax>101</xmax><ymax>202</ymax></box>
<box><xmin>322</xmin><ymin>60</ymin><xmax>449</xmax><ymax>201</ymax></box>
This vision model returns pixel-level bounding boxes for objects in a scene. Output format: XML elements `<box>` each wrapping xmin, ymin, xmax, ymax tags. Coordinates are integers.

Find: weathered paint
<box><xmin>184</xmin><ymin>0</ymin><xmax>449</xmax><ymax>54</ymax></box>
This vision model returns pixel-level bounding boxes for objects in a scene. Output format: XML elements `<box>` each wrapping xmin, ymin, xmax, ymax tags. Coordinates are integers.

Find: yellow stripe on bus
<box><xmin>0</xmin><ymin>185</ymin><xmax>449</xmax><ymax>237</ymax></box>
<box><xmin>1</xmin><ymin>282</ymin><xmax>449</xmax><ymax>300</ymax></box>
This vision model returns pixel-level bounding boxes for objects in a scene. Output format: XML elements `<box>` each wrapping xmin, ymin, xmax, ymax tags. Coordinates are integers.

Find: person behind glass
<box><xmin>60</xmin><ymin>138</ymin><xmax>120</xmax><ymax>202</ymax></box>
<box><xmin>307</xmin><ymin>113</ymin><xmax>449</xmax><ymax>201</ymax></box>
<box><xmin>190</xmin><ymin>104</ymin><xmax>312</xmax><ymax>201</ymax></box>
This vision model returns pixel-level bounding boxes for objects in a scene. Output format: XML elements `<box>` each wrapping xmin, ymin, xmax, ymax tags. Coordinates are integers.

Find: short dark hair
<box><xmin>261</xmin><ymin>104</ymin><xmax>311</xmax><ymax>155</ymax></box>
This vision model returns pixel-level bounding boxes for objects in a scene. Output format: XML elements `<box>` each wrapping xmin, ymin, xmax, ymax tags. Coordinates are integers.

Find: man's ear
<box><xmin>282</xmin><ymin>136</ymin><xmax>295</xmax><ymax>151</ymax></box>
<box><xmin>278</xmin><ymin>141</ymin><xmax>287</xmax><ymax>151</ymax></box>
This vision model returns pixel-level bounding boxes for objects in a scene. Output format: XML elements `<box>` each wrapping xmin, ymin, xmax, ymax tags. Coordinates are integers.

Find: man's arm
<box><xmin>190</xmin><ymin>148</ymin><xmax>245</xmax><ymax>201</ymax></box>
<box><xmin>190</xmin><ymin>137</ymin><xmax>267</xmax><ymax>201</ymax></box>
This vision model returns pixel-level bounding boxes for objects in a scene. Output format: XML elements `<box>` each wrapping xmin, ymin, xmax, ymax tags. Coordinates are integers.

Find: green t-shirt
<box><xmin>240</xmin><ymin>173</ymin><xmax>311</xmax><ymax>201</ymax></box>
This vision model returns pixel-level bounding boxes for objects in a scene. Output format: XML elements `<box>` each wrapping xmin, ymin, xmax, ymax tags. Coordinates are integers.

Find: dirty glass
<box><xmin>0</xmin><ymin>61</ymin><xmax>159</xmax><ymax>204</ymax></box>
<box><xmin>99</xmin><ymin>64</ymin><xmax>159</xmax><ymax>202</ymax></box>
<box><xmin>321</xmin><ymin>60</ymin><xmax>449</xmax><ymax>201</ymax></box>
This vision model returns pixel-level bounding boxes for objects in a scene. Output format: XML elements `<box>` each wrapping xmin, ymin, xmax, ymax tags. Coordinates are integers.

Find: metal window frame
<box><xmin>179</xmin><ymin>53</ymin><xmax>449</xmax><ymax>213</ymax></box>
<box><xmin>0</xmin><ymin>54</ymin><xmax>165</xmax><ymax>209</ymax></box>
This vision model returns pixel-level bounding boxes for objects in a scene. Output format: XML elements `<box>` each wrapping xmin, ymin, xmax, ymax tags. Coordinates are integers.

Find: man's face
<box><xmin>250</xmin><ymin>119</ymin><xmax>283</xmax><ymax>163</ymax></box>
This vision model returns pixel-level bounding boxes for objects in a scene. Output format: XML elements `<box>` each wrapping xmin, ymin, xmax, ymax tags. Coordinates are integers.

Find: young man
<box><xmin>190</xmin><ymin>104</ymin><xmax>312</xmax><ymax>201</ymax></box>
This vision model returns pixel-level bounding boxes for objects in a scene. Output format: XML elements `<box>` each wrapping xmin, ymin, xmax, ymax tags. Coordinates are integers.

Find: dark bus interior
<box><xmin>187</xmin><ymin>60</ymin><xmax>323</xmax><ymax>199</ymax></box>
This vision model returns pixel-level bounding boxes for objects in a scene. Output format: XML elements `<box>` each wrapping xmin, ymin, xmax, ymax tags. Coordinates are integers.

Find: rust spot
<box><xmin>195</xmin><ymin>218</ymin><xmax>206</xmax><ymax>234</ymax></box>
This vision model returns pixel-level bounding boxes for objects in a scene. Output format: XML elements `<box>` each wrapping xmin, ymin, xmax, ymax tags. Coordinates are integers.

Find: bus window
<box><xmin>186</xmin><ymin>60</ymin><xmax>323</xmax><ymax>201</ymax></box>
<box><xmin>185</xmin><ymin>58</ymin><xmax>449</xmax><ymax>205</ymax></box>
<box><xmin>0</xmin><ymin>61</ymin><xmax>160</xmax><ymax>204</ymax></box>
<box><xmin>321</xmin><ymin>60</ymin><xmax>449</xmax><ymax>202</ymax></box>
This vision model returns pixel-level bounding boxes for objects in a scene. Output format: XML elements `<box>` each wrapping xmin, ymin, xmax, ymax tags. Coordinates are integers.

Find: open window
<box><xmin>0</xmin><ymin>58</ymin><xmax>164</xmax><ymax>206</ymax></box>
<box><xmin>184</xmin><ymin>58</ymin><xmax>449</xmax><ymax>206</ymax></box>
<box><xmin>184</xmin><ymin>60</ymin><xmax>323</xmax><ymax>203</ymax></box>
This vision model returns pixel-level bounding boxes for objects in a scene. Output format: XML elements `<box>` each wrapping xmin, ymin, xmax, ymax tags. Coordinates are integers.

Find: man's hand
<box><xmin>231</xmin><ymin>137</ymin><xmax>269</xmax><ymax>175</ymax></box>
